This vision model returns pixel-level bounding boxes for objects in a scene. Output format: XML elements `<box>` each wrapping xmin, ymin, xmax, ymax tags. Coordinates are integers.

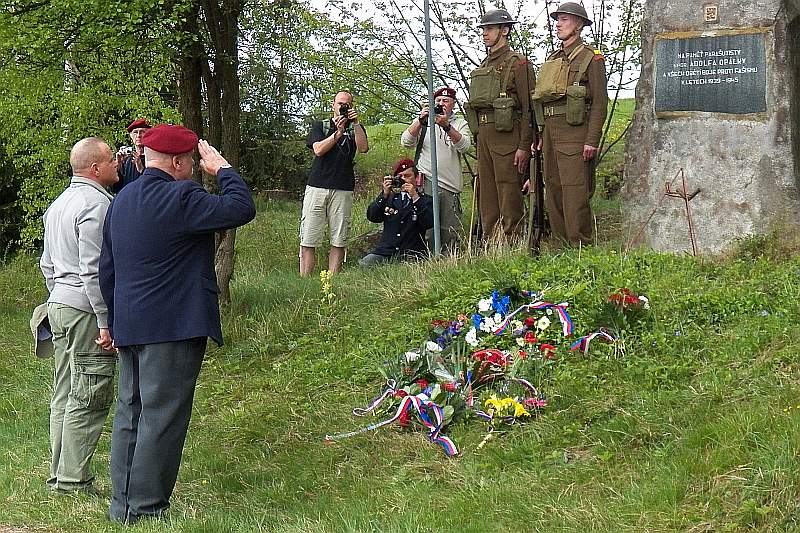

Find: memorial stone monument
<box><xmin>624</xmin><ymin>0</ymin><xmax>800</xmax><ymax>253</ymax></box>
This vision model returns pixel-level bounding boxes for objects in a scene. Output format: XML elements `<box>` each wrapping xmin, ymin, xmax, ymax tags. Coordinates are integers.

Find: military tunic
<box><xmin>541</xmin><ymin>38</ymin><xmax>608</xmax><ymax>246</ymax></box>
<box><xmin>472</xmin><ymin>45</ymin><xmax>536</xmax><ymax>240</ymax></box>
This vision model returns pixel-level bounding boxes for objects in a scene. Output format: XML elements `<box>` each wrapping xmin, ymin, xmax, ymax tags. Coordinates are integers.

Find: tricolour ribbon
<box><xmin>569</xmin><ymin>329</ymin><xmax>619</xmax><ymax>353</ymax></box>
<box><xmin>492</xmin><ymin>301</ymin><xmax>574</xmax><ymax>337</ymax></box>
<box><xmin>325</xmin><ymin>384</ymin><xmax>459</xmax><ymax>457</ymax></box>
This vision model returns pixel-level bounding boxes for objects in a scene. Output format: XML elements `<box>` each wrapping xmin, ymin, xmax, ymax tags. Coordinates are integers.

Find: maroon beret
<box><xmin>126</xmin><ymin>119</ymin><xmax>151</xmax><ymax>132</ymax></box>
<box><xmin>433</xmin><ymin>86</ymin><xmax>456</xmax><ymax>99</ymax></box>
<box><xmin>392</xmin><ymin>158</ymin><xmax>417</xmax><ymax>176</ymax></box>
<box><xmin>142</xmin><ymin>124</ymin><xmax>198</xmax><ymax>155</ymax></box>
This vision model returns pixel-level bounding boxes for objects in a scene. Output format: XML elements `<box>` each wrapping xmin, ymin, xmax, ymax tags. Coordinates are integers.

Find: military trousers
<box><xmin>423</xmin><ymin>179</ymin><xmax>463</xmax><ymax>255</ymax></box>
<box><xmin>542</xmin><ymin>116</ymin><xmax>596</xmax><ymax>246</ymax></box>
<box><xmin>48</xmin><ymin>303</ymin><xmax>116</xmax><ymax>492</ymax></box>
<box><xmin>109</xmin><ymin>338</ymin><xmax>206</xmax><ymax>524</ymax></box>
<box><xmin>476</xmin><ymin>122</ymin><xmax>525</xmax><ymax>240</ymax></box>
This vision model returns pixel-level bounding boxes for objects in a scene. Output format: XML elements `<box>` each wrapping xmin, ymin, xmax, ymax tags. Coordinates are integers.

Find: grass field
<box><xmin>2</xmin><ymin>98</ymin><xmax>800</xmax><ymax>532</ymax></box>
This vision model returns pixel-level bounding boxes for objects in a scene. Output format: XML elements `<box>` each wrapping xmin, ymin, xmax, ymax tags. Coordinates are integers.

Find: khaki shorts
<box><xmin>299</xmin><ymin>186</ymin><xmax>354</xmax><ymax>248</ymax></box>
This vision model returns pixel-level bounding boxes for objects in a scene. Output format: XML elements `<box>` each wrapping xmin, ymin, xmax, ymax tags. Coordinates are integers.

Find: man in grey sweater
<box><xmin>40</xmin><ymin>137</ymin><xmax>119</xmax><ymax>494</ymax></box>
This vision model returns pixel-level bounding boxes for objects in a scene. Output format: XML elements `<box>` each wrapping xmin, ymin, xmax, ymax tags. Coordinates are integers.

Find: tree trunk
<box><xmin>178</xmin><ymin>1</ymin><xmax>205</xmax><ymax>184</ymax></box>
<box><xmin>202</xmin><ymin>0</ymin><xmax>243</xmax><ymax>308</ymax></box>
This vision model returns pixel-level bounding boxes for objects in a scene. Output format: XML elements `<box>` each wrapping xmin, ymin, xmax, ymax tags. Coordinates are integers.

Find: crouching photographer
<box><xmin>358</xmin><ymin>159</ymin><xmax>434</xmax><ymax>267</ymax></box>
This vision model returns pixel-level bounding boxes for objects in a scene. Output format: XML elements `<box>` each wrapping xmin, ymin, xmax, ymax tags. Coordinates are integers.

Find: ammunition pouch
<box><xmin>493</xmin><ymin>95</ymin><xmax>516</xmax><ymax>132</ymax></box>
<box><xmin>565</xmin><ymin>85</ymin><xmax>587</xmax><ymax>126</ymax></box>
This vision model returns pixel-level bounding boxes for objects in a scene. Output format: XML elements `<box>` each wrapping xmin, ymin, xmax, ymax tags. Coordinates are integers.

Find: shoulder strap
<box><xmin>572</xmin><ymin>47</ymin><xmax>594</xmax><ymax>85</ymax></box>
<box><xmin>499</xmin><ymin>53</ymin><xmax>521</xmax><ymax>96</ymax></box>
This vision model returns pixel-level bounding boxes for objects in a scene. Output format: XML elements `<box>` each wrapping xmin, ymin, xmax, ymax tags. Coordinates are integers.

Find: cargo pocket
<box><xmin>73</xmin><ymin>354</ymin><xmax>116</xmax><ymax>410</ymax></box>
<box><xmin>555</xmin><ymin>143</ymin><xmax>588</xmax><ymax>187</ymax></box>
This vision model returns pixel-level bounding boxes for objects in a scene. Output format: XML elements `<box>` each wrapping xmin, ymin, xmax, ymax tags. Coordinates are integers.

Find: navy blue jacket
<box><xmin>366</xmin><ymin>192</ymin><xmax>434</xmax><ymax>258</ymax></box>
<box><xmin>99</xmin><ymin>167</ymin><xmax>256</xmax><ymax>347</ymax></box>
<box><xmin>111</xmin><ymin>154</ymin><xmax>145</xmax><ymax>194</ymax></box>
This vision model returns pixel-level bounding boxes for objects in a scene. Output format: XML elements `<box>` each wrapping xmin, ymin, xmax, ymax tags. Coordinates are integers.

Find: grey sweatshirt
<box><xmin>40</xmin><ymin>176</ymin><xmax>113</xmax><ymax>328</ymax></box>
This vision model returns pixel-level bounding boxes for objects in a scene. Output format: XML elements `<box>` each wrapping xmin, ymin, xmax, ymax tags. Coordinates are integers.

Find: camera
<box><xmin>339</xmin><ymin>103</ymin><xmax>351</xmax><ymax>116</ymax></box>
<box><xmin>118</xmin><ymin>146</ymin><xmax>134</xmax><ymax>157</ymax></box>
<box><xmin>391</xmin><ymin>175</ymin><xmax>405</xmax><ymax>190</ymax></box>
<box><xmin>434</xmin><ymin>104</ymin><xmax>444</xmax><ymax>115</ymax></box>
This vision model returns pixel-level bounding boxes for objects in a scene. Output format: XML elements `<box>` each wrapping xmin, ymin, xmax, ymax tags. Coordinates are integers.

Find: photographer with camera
<box><xmin>401</xmin><ymin>86</ymin><xmax>470</xmax><ymax>255</ymax></box>
<box><xmin>111</xmin><ymin>118</ymin><xmax>151</xmax><ymax>194</ymax></box>
<box><xmin>358</xmin><ymin>159</ymin><xmax>434</xmax><ymax>267</ymax></box>
<box><xmin>300</xmin><ymin>91</ymin><xmax>368</xmax><ymax>276</ymax></box>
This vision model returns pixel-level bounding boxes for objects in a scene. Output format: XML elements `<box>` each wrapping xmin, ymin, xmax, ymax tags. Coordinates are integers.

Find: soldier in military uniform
<box><xmin>466</xmin><ymin>8</ymin><xmax>536</xmax><ymax>241</ymax></box>
<box><xmin>532</xmin><ymin>2</ymin><xmax>608</xmax><ymax>246</ymax></box>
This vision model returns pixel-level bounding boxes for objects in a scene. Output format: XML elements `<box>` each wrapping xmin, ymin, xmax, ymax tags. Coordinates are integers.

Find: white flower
<box><xmin>493</xmin><ymin>313</ymin><xmax>503</xmax><ymax>324</ymax></box>
<box><xmin>480</xmin><ymin>315</ymin><xmax>495</xmax><ymax>333</ymax></box>
<box><xmin>516</xmin><ymin>337</ymin><xmax>525</xmax><ymax>347</ymax></box>
<box><xmin>465</xmin><ymin>327</ymin><xmax>479</xmax><ymax>347</ymax></box>
<box><xmin>478</xmin><ymin>298</ymin><xmax>493</xmax><ymax>312</ymax></box>
<box><xmin>405</xmin><ymin>350</ymin><xmax>420</xmax><ymax>363</ymax></box>
<box><xmin>536</xmin><ymin>316</ymin><xmax>551</xmax><ymax>331</ymax></box>
<box><xmin>425</xmin><ymin>341</ymin><xmax>442</xmax><ymax>353</ymax></box>
<box><xmin>639</xmin><ymin>295</ymin><xmax>650</xmax><ymax>310</ymax></box>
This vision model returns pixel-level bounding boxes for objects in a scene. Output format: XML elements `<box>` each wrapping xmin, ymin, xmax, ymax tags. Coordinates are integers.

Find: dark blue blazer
<box><xmin>366</xmin><ymin>192</ymin><xmax>434</xmax><ymax>258</ymax></box>
<box><xmin>99</xmin><ymin>167</ymin><xmax>256</xmax><ymax>347</ymax></box>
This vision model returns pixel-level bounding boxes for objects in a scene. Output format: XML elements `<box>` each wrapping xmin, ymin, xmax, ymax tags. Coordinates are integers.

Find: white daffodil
<box><xmin>536</xmin><ymin>316</ymin><xmax>551</xmax><ymax>331</ymax></box>
<box><xmin>405</xmin><ymin>350</ymin><xmax>420</xmax><ymax>363</ymax></box>
<box><xmin>425</xmin><ymin>341</ymin><xmax>443</xmax><ymax>353</ymax></box>
<box><xmin>477</xmin><ymin>298</ymin><xmax>493</xmax><ymax>312</ymax></box>
<box><xmin>465</xmin><ymin>327</ymin><xmax>479</xmax><ymax>347</ymax></box>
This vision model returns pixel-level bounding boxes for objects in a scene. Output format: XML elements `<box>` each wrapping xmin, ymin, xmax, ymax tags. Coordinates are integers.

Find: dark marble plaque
<box><xmin>655</xmin><ymin>32</ymin><xmax>767</xmax><ymax>114</ymax></box>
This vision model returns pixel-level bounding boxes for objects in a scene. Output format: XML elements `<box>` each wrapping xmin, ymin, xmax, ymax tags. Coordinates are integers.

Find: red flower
<box><xmin>443</xmin><ymin>382</ymin><xmax>458</xmax><ymax>392</ymax></box>
<box><xmin>394</xmin><ymin>389</ymin><xmax>408</xmax><ymax>398</ymax></box>
<box><xmin>524</xmin><ymin>317</ymin><xmax>536</xmax><ymax>328</ymax></box>
<box><xmin>518</xmin><ymin>350</ymin><xmax>528</xmax><ymax>359</ymax></box>
<box><xmin>539</xmin><ymin>343</ymin><xmax>557</xmax><ymax>359</ymax></box>
<box><xmin>431</xmin><ymin>319</ymin><xmax>448</xmax><ymax>328</ymax></box>
<box><xmin>524</xmin><ymin>331</ymin><xmax>538</xmax><ymax>344</ymax></box>
<box><xmin>416</xmin><ymin>379</ymin><xmax>429</xmax><ymax>389</ymax></box>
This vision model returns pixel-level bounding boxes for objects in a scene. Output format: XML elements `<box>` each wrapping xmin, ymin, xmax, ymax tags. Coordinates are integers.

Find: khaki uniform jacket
<box><xmin>475</xmin><ymin>44</ymin><xmax>536</xmax><ymax>151</ymax></box>
<box><xmin>544</xmin><ymin>39</ymin><xmax>608</xmax><ymax>146</ymax></box>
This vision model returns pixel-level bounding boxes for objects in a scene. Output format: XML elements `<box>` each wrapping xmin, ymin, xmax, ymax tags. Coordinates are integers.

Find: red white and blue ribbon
<box><xmin>325</xmin><ymin>382</ymin><xmax>459</xmax><ymax>457</ymax></box>
<box><xmin>569</xmin><ymin>329</ymin><xmax>619</xmax><ymax>353</ymax></box>
<box><xmin>493</xmin><ymin>301</ymin><xmax>574</xmax><ymax>337</ymax></box>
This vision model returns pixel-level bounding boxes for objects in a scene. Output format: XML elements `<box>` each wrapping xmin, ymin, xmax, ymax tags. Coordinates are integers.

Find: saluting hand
<box><xmin>198</xmin><ymin>140</ymin><xmax>232</xmax><ymax>176</ymax></box>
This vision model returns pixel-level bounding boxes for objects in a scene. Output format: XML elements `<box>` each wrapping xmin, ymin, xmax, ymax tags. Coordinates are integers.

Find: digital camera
<box><xmin>434</xmin><ymin>104</ymin><xmax>444</xmax><ymax>115</ymax></box>
<box><xmin>391</xmin><ymin>175</ymin><xmax>405</xmax><ymax>189</ymax></box>
<box><xmin>119</xmin><ymin>146</ymin><xmax>134</xmax><ymax>156</ymax></box>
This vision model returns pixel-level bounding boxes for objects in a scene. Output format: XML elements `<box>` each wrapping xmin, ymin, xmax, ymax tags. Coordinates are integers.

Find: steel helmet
<box><xmin>477</xmin><ymin>8</ymin><xmax>519</xmax><ymax>27</ymax></box>
<box><xmin>550</xmin><ymin>2</ymin><xmax>592</xmax><ymax>26</ymax></box>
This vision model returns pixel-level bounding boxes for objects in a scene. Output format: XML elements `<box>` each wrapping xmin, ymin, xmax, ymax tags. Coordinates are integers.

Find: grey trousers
<box><xmin>423</xmin><ymin>180</ymin><xmax>463</xmax><ymax>255</ymax></box>
<box><xmin>48</xmin><ymin>303</ymin><xmax>115</xmax><ymax>491</ymax></box>
<box><xmin>109</xmin><ymin>338</ymin><xmax>206</xmax><ymax>524</ymax></box>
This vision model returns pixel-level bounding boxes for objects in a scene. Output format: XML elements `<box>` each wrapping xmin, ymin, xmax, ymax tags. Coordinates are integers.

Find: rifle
<box><xmin>527</xmin><ymin>146</ymin><xmax>545</xmax><ymax>256</ymax></box>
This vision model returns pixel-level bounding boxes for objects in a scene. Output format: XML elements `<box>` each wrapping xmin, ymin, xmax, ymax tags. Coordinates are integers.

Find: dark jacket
<box><xmin>111</xmin><ymin>154</ymin><xmax>146</xmax><ymax>194</ymax></box>
<box><xmin>99</xmin><ymin>167</ymin><xmax>256</xmax><ymax>347</ymax></box>
<box><xmin>366</xmin><ymin>191</ymin><xmax>434</xmax><ymax>258</ymax></box>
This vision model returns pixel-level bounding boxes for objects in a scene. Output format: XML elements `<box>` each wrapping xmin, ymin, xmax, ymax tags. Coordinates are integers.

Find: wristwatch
<box><xmin>442</xmin><ymin>124</ymin><xmax>452</xmax><ymax>133</ymax></box>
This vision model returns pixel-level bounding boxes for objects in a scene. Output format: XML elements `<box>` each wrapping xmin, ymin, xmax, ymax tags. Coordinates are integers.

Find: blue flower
<box><xmin>491</xmin><ymin>290</ymin><xmax>510</xmax><ymax>315</ymax></box>
<box><xmin>472</xmin><ymin>313</ymin><xmax>483</xmax><ymax>330</ymax></box>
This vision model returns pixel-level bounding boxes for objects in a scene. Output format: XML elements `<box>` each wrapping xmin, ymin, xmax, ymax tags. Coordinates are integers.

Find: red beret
<box><xmin>433</xmin><ymin>87</ymin><xmax>456</xmax><ymax>99</ymax></box>
<box><xmin>126</xmin><ymin>119</ymin><xmax>151</xmax><ymax>132</ymax></box>
<box><xmin>142</xmin><ymin>124</ymin><xmax>198</xmax><ymax>155</ymax></box>
<box><xmin>392</xmin><ymin>158</ymin><xmax>417</xmax><ymax>176</ymax></box>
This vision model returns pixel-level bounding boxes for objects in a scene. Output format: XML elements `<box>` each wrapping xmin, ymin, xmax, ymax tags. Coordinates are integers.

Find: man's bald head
<box><xmin>70</xmin><ymin>137</ymin><xmax>111</xmax><ymax>174</ymax></box>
